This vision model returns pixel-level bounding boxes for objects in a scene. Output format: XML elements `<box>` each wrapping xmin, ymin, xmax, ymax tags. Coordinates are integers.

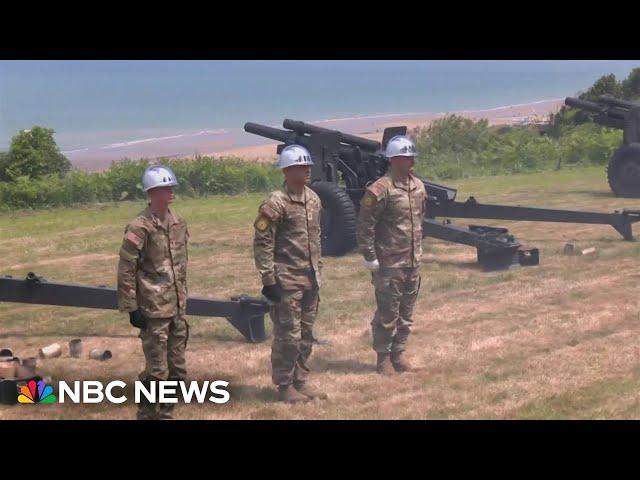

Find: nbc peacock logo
<box><xmin>18</xmin><ymin>378</ymin><xmax>57</xmax><ymax>404</ymax></box>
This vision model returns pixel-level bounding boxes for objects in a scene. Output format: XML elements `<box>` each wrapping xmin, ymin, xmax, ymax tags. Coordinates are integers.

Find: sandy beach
<box><xmin>213</xmin><ymin>98</ymin><xmax>564</xmax><ymax>161</ymax></box>
<box><xmin>66</xmin><ymin>98</ymin><xmax>564</xmax><ymax>170</ymax></box>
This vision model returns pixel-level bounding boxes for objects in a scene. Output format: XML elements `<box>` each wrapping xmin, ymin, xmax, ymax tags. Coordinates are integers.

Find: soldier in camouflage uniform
<box><xmin>253</xmin><ymin>145</ymin><xmax>328</xmax><ymax>404</ymax></box>
<box><xmin>117</xmin><ymin>165</ymin><xmax>189</xmax><ymax>419</ymax></box>
<box><xmin>357</xmin><ymin>136</ymin><xmax>426</xmax><ymax>375</ymax></box>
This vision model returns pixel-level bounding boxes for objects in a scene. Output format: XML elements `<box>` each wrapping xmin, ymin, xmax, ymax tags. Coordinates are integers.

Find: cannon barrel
<box><xmin>598</xmin><ymin>95</ymin><xmax>640</xmax><ymax>110</ymax></box>
<box><xmin>244</xmin><ymin>122</ymin><xmax>298</xmax><ymax>143</ymax></box>
<box><xmin>283</xmin><ymin>119</ymin><xmax>381</xmax><ymax>152</ymax></box>
<box><xmin>245</xmin><ymin>122</ymin><xmax>362</xmax><ymax>160</ymax></box>
<box><xmin>564</xmin><ymin>97</ymin><xmax>627</xmax><ymax>121</ymax></box>
<box><xmin>565</xmin><ymin>97</ymin><xmax>606</xmax><ymax>113</ymax></box>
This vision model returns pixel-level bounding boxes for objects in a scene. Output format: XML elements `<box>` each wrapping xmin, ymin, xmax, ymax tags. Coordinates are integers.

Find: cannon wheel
<box><xmin>607</xmin><ymin>143</ymin><xmax>640</xmax><ymax>197</ymax></box>
<box><xmin>311</xmin><ymin>181</ymin><xmax>357</xmax><ymax>256</ymax></box>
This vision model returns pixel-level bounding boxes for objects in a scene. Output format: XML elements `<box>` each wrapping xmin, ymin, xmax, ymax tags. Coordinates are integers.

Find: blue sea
<box><xmin>0</xmin><ymin>60</ymin><xmax>638</xmax><ymax>154</ymax></box>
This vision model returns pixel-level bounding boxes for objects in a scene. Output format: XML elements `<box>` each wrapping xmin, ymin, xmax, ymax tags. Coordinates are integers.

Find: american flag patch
<box><xmin>260</xmin><ymin>204</ymin><xmax>279</xmax><ymax>221</ymax></box>
<box><xmin>126</xmin><ymin>231</ymin><xmax>144</xmax><ymax>249</ymax></box>
<box><xmin>367</xmin><ymin>181</ymin><xmax>386</xmax><ymax>199</ymax></box>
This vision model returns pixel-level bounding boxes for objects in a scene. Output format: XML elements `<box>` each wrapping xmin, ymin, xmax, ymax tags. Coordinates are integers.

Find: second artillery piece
<box><xmin>244</xmin><ymin>119</ymin><xmax>640</xmax><ymax>271</ymax></box>
<box><xmin>0</xmin><ymin>272</ymin><xmax>269</xmax><ymax>343</ymax></box>
<box><xmin>565</xmin><ymin>95</ymin><xmax>640</xmax><ymax>197</ymax></box>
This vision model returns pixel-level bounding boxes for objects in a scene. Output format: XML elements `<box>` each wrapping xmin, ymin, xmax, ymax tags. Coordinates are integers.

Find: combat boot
<box><xmin>376</xmin><ymin>353</ymin><xmax>395</xmax><ymax>376</ymax></box>
<box><xmin>391</xmin><ymin>351</ymin><xmax>413</xmax><ymax>373</ymax></box>
<box><xmin>294</xmin><ymin>381</ymin><xmax>328</xmax><ymax>400</ymax></box>
<box><xmin>278</xmin><ymin>384</ymin><xmax>311</xmax><ymax>404</ymax></box>
<box><xmin>157</xmin><ymin>376</ymin><xmax>181</xmax><ymax>419</ymax></box>
<box><xmin>136</xmin><ymin>377</ymin><xmax>158</xmax><ymax>420</ymax></box>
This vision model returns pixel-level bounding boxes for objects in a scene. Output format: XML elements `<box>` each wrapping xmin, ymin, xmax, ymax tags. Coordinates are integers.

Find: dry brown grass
<box><xmin>1</xmin><ymin>166</ymin><xmax>640</xmax><ymax>419</ymax></box>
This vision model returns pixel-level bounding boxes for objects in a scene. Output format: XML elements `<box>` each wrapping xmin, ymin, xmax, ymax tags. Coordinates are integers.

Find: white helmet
<box><xmin>142</xmin><ymin>165</ymin><xmax>179</xmax><ymax>192</ymax></box>
<box><xmin>385</xmin><ymin>135</ymin><xmax>418</xmax><ymax>158</ymax></box>
<box><xmin>278</xmin><ymin>144</ymin><xmax>314</xmax><ymax>169</ymax></box>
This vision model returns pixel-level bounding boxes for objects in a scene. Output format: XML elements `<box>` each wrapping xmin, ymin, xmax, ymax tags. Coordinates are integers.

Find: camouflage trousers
<box><xmin>137</xmin><ymin>315</ymin><xmax>189</xmax><ymax>419</ymax></box>
<box><xmin>371</xmin><ymin>267</ymin><xmax>421</xmax><ymax>354</ymax></box>
<box><xmin>269</xmin><ymin>286</ymin><xmax>320</xmax><ymax>386</ymax></box>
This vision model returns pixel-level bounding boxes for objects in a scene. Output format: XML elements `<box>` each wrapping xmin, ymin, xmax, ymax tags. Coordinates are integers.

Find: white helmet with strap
<box><xmin>142</xmin><ymin>165</ymin><xmax>179</xmax><ymax>192</ymax></box>
<box><xmin>385</xmin><ymin>135</ymin><xmax>418</xmax><ymax>158</ymax></box>
<box><xmin>278</xmin><ymin>144</ymin><xmax>314</xmax><ymax>169</ymax></box>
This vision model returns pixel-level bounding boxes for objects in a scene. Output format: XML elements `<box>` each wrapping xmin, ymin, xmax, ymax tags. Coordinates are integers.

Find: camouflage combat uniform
<box><xmin>117</xmin><ymin>206</ymin><xmax>189</xmax><ymax>418</ymax></box>
<box><xmin>253</xmin><ymin>183</ymin><xmax>322</xmax><ymax>387</ymax></box>
<box><xmin>357</xmin><ymin>172</ymin><xmax>426</xmax><ymax>354</ymax></box>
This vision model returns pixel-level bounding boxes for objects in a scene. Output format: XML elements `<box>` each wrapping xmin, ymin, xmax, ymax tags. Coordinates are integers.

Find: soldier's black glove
<box><xmin>129</xmin><ymin>309</ymin><xmax>147</xmax><ymax>329</ymax></box>
<box><xmin>261</xmin><ymin>284</ymin><xmax>283</xmax><ymax>304</ymax></box>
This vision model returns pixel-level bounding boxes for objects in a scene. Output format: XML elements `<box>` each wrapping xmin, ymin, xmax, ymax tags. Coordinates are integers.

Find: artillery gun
<box><xmin>0</xmin><ymin>275</ymin><xmax>267</xmax><ymax>404</ymax></box>
<box><xmin>244</xmin><ymin>119</ymin><xmax>640</xmax><ymax>271</ymax></box>
<box><xmin>565</xmin><ymin>95</ymin><xmax>640</xmax><ymax>197</ymax></box>
<box><xmin>0</xmin><ymin>272</ymin><xmax>268</xmax><ymax>343</ymax></box>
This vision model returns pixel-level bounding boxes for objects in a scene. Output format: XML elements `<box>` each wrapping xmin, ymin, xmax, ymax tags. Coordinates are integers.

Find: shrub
<box><xmin>0</xmin><ymin>156</ymin><xmax>280</xmax><ymax>211</ymax></box>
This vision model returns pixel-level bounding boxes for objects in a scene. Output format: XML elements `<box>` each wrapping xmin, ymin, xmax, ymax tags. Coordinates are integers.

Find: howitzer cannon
<box><xmin>0</xmin><ymin>272</ymin><xmax>269</xmax><ymax>342</ymax></box>
<box><xmin>244</xmin><ymin>119</ymin><xmax>640</xmax><ymax>270</ymax></box>
<box><xmin>565</xmin><ymin>95</ymin><xmax>640</xmax><ymax>197</ymax></box>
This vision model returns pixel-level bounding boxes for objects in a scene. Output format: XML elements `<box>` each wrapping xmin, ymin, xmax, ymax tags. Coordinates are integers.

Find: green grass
<box><xmin>2</xmin><ymin>165</ymin><xmax>624</xmax><ymax>339</ymax></box>
<box><xmin>513</xmin><ymin>372</ymin><xmax>640</xmax><ymax>419</ymax></box>
<box><xmin>2</xmin><ymin>164</ymin><xmax>640</xmax><ymax>419</ymax></box>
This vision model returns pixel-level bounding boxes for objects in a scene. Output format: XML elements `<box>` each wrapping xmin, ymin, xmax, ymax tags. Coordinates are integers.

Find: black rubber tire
<box><xmin>310</xmin><ymin>181</ymin><xmax>357</xmax><ymax>256</ymax></box>
<box><xmin>607</xmin><ymin>143</ymin><xmax>640</xmax><ymax>198</ymax></box>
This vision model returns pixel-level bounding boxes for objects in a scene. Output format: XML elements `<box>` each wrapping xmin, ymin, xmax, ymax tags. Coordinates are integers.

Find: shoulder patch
<box><xmin>254</xmin><ymin>215</ymin><xmax>271</xmax><ymax>232</ymax></box>
<box><xmin>125</xmin><ymin>230</ymin><xmax>144</xmax><ymax>250</ymax></box>
<box><xmin>260</xmin><ymin>194</ymin><xmax>283</xmax><ymax>222</ymax></box>
<box><xmin>366</xmin><ymin>178</ymin><xmax>389</xmax><ymax>200</ymax></box>
<box><xmin>260</xmin><ymin>203</ymin><xmax>279</xmax><ymax>221</ymax></box>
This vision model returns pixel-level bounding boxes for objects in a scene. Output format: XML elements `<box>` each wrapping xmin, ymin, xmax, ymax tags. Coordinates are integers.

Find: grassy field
<box><xmin>1</xmin><ymin>165</ymin><xmax>640</xmax><ymax>419</ymax></box>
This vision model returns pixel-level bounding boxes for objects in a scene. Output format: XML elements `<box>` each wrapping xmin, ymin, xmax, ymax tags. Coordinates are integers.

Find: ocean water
<box><xmin>0</xmin><ymin>60</ymin><xmax>638</xmax><ymax>152</ymax></box>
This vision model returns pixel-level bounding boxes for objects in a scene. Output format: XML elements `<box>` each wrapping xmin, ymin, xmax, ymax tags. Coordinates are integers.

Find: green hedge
<box><xmin>0</xmin><ymin>156</ymin><xmax>281</xmax><ymax>210</ymax></box>
<box><xmin>412</xmin><ymin>117</ymin><xmax>623</xmax><ymax>180</ymax></box>
<box><xmin>0</xmin><ymin>118</ymin><xmax>626</xmax><ymax>210</ymax></box>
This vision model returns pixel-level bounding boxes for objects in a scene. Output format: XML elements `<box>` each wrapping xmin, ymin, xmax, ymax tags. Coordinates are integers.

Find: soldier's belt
<box><xmin>0</xmin><ymin>272</ymin><xmax>268</xmax><ymax>343</ymax></box>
